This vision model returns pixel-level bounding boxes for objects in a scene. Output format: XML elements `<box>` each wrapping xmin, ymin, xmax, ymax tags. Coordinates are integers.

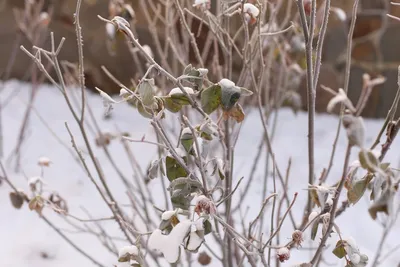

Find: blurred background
<box><xmin>1</xmin><ymin>0</ymin><xmax>400</xmax><ymax>118</ymax></box>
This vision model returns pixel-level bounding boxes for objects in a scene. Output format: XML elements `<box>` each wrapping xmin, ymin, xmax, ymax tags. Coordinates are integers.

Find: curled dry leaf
<box><xmin>29</xmin><ymin>195</ymin><xmax>45</xmax><ymax>215</ymax></box>
<box><xmin>9</xmin><ymin>191</ymin><xmax>26</xmax><ymax>209</ymax></box>
<box><xmin>327</xmin><ymin>88</ymin><xmax>356</xmax><ymax>113</ymax></box>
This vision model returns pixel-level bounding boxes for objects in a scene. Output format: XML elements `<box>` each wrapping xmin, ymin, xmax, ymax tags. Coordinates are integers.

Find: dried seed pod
<box><xmin>198</xmin><ymin>251</ymin><xmax>212</xmax><ymax>265</ymax></box>
<box><xmin>276</xmin><ymin>247</ymin><xmax>290</xmax><ymax>262</ymax></box>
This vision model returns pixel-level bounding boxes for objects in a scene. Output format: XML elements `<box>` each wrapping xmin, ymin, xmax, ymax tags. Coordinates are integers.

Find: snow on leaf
<box><xmin>118</xmin><ymin>245</ymin><xmax>139</xmax><ymax>262</ymax></box>
<box><xmin>243</xmin><ymin>3</ymin><xmax>260</xmax><ymax>18</ymax></box>
<box><xmin>38</xmin><ymin>156</ymin><xmax>51</xmax><ymax>167</ymax></box>
<box><xmin>161</xmin><ymin>210</ymin><xmax>177</xmax><ymax>221</ymax></box>
<box><xmin>95</xmin><ymin>87</ymin><xmax>118</xmax><ymax>116</ymax></box>
<box><xmin>169</xmin><ymin>87</ymin><xmax>195</xmax><ymax>97</ymax></box>
<box><xmin>138</xmin><ymin>79</ymin><xmax>156</xmax><ymax>107</ymax></box>
<box><xmin>148</xmin><ymin>220</ymin><xmax>192</xmax><ymax>263</ymax></box>
<box><xmin>344</xmin><ymin>115</ymin><xmax>365</xmax><ymax>148</ymax></box>
<box><xmin>331</xmin><ymin>7</ymin><xmax>347</xmax><ymax>21</ymax></box>
<box><xmin>218</xmin><ymin>78</ymin><xmax>236</xmax><ymax>89</ymax></box>
<box><xmin>193</xmin><ymin>0</ymin><xmax>210</xmax><ymax>9</ymax></box>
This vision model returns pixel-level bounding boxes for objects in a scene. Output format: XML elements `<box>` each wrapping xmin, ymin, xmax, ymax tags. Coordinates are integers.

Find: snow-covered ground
<box><xmin>0</xmin><ymin>80</ymin><xmax>399</xmax><ymax>267</ymax></box>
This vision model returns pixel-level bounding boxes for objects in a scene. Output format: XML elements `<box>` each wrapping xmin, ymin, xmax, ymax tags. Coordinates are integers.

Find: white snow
<box><xmin>243</xmin><ymin>3</ymin><xmax>260</xmax><ymax>18</ymax></box>
<box><xmin>161</xmin><ymin>210</ymin><xmax>176</xmax><ymax>221</ymax></box>
<box><xmin>0</xmin><ymin>80</ymin><xmax>399</xmax><ymax>267</ymax></box>
<box><xmin>168</xmin><ymin>87</ymin><xmax>195</xmax><ymax>96</ymax></box>
<box><xmin>38</xmin><ymin>156</ymin><xmax>51</xmax><ymax>167</ymax></box>
<box><xmin>193</xmin><ymin>0</ymin><xmax>210</xmax><ymax>8</ymax></box>
<box><xmin>118</xmin><ymin>245</ymin><xmax>139</xmax><ymax>258</ymax></box>
<box><xmin>148</xmin><ymin>220</ymin><xmax>192</xmax><ymax>263</ymax></box>
<box><xmin>218</xmin><ymin>78</ymin><xmax>236</xmax><ymax>89</ymax></box>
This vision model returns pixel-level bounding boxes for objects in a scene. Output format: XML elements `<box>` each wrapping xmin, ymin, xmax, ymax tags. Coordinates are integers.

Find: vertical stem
<box><xmin>296</xmin><ymin>0</ymin><xmax>316</xmax><ymax>218</ymax></box>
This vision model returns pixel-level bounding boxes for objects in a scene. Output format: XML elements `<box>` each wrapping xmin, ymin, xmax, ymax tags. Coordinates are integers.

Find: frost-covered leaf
<box><xmin>137</xmin><ymin>102</ymin><xmax>153</xmax><ymax>119</ymax></box>
<box><xmin>183</xmin><ymin>65</ymin><xmax>208</xmax><ymax>90</ymax></box>
<box><xmin>309</xmin><ymin>184</ymin><xmax>335</xmax><ymax>208</ymax></box>
<box><xmin>239</xmin><ymin>87</ymin><xmax>253</xmax><ymax>96</ymax></box>
<box><xmin>147</xmin><ymin>158</ymin><xmax>163</xmax><ymax>180</ymax></box>
<box><xmin>211</xmin><ymin>158</ymin><xmax>225</xmax><ymax>180</ymax></box>
<box><xmin>95</xmin><ymin>87</ymin><xmax>118</xmax><ymax>116</ymax></box>
<box><xmin>358</xmin><ymin>150</ymin><xmax>379</xmax><ymax>172</ymax></box>
<box><xmin>165</xmin><ymin>156</ymin><xmax>188</xmax><ymax>182</ymax></box>
<box><xmin>368</xmin><ymin>189</ymin><xmax>392</xmax><ymax>220</ymax></box>
<box><xmin>327</xmin><ymin>89</ymin><xmax>356</xmax><ymax>113</ymax></box>
<box><xmin>201</xmin><ymin>84</ymin><xmax>221</xmax><ymax>114</ymax></box>
<box><xmin>138</xmin><ymin>78</ymin><xmax>156</xmax><ymax>107</ymax></box>
<box><xmin>198</xmin><ymin>120</ymin><xmax>218</xmax><ymax>141</ymax></box>
<box><xmin>347</xmin><ymin>173</ymin><xmax>373</xmax><ymax>204</ymax></box>
<box><xmin>220</xmin><ymin>81</ymin><xmax>241</xmax><ymax>111</ymax></box>
<box><xmin>162</xmin><ymin>96</ymin><xmax>184</xmax><ymax>113</ymax></box>
<box><xmin>180</xmin><ymin>127</ymin><xmax>194</xmax><ymax>153</ymax></box>
<box><xmin>169</xmin><ymin>87</ymin><xmax>195</xmax><ymax>105</ymax></box>
<box><xmin>343</xmin><ymin>115</ymin><xmax>365</xmax><ymax>148</ymax></box>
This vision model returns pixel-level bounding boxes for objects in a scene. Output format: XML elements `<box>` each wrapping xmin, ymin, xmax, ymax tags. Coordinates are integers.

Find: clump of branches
<box><xmin>2</xmin><ymin>0</ymin><xmax>400</xmax><ymax>267</ymax></box>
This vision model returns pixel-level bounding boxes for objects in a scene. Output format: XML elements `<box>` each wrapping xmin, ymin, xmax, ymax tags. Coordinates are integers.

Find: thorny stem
<box><xmin>74</xmin><ymin>0</ymin><xmax>85</xmax><ymax>122</ymax></box>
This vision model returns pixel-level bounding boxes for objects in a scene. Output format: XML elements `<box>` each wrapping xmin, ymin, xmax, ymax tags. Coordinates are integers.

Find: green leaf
<box><xmin>138</xmin><ymin>78</ymin><xmax>156</xmax><ymax>107</ymax></box>
<box><xmin>171</xmin><ymin>193</ymin><xmax>191</xmax><ymax>210</ymax></box>
<box><xmin>311</xmin><ymin>220</ymin><xmax>319</xmax><ymax>240</ymax></box>
<box><xmin>165</xmin><ymin>156</ymin><xmax>188</xmax><ymax>182</ymax></box>
<box><xmin>201</xmin><ymin>84</ymin><xmax>221</xmax><ymax>114</ymax></box>
<box><xmin>180</xmin><ymin>128</ymin><xmax>194</xmax><ymax>153</ymax></box>
<box><xmin>347</xmin><ymin>173</ymin><xmax>373</xmax><ymax>204</ymax></box>
<box><xmin>170</xmin><ymin>94</ymin><xmax>191</xmax><ymax>105</ymax></box>
<box><xmin>332</xmin><ymin>240</ymin><xmax>347</xmax><ymax>259</ymax></box>
<box><xmin>204</xmin><ymin>220</ymin><xmax>212</xmax><ymax>235</ymax></box>
<box><xmin>137</xmin><ymin>102</ymin><xmax>152</xmax><ymax>119</ymax></box>
<box><xmin>359</xmin><ymin>150</ymin><xmax>379</xmax><ymax>172</ymax></box>
<box><xmin>162</xmin><ymin>97</ymin><xmax>183</xmax><ymax>113</ymax></box>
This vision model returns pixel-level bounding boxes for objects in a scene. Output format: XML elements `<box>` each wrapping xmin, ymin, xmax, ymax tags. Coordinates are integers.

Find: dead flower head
<box><xmin>194</xmin><ymin>195</ymin><xmax>216</xmax><ymax>216</ymax></box>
